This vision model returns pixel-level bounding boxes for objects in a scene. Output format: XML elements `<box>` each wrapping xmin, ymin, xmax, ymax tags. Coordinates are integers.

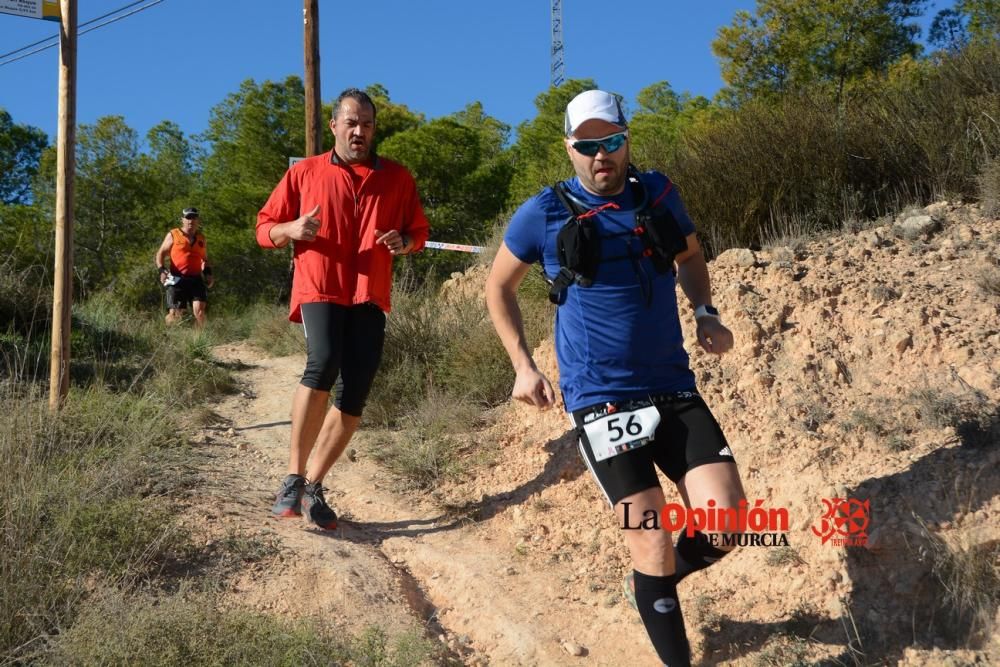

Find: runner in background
<box><xmin>155</xmin><ymin>206</ymin><xmax>214</xmax><ymax>327</ymax></box>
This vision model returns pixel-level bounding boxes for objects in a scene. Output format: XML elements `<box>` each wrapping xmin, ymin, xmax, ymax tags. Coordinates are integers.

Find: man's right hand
<box><xmin>512</xmin><ymin>367</ymin><xmax>556</xmax><ymax>409</ymax></box>
<box><xmin>287</xmin><ymin>205</ymin><xmax>322</xmax><ymax>242</ymax></box>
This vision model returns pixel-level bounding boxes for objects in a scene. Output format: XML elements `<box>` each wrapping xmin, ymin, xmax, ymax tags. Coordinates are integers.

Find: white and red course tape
<box><xmin>423</xmin><ymin>241</ymin><xmax>484</xmax><ymax>254</ymax></box>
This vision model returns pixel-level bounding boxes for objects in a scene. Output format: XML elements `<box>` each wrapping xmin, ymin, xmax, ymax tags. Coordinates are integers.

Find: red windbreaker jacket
<box><xmin>256</xmin><ymin>151</ymin><xmax>430</xmax><ymax>322</ymax></box>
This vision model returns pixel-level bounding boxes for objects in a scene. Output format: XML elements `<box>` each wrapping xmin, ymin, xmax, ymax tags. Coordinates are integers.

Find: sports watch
<box><xmin>694</xmin><ymin>304</ymin><xmax>721</xmax><ymax>321</ymax></box>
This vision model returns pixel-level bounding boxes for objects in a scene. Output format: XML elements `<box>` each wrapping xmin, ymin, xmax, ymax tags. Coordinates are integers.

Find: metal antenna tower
<box><xmin>551</xmin><ymin>0</ymin><xmax>564</xmax><ymax>87</ymax></box>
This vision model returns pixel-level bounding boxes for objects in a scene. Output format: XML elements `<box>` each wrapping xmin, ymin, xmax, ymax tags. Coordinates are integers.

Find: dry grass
<box><xmin>910</xmin><ymin>389</ymin><xmax>966</xmax><ymax>430</ymax></box>
<box><xmin>752</xmin><ymin>636</ymin><xmax>811</xmax><ymax>666</ymax></box>
<box><xmin>765</xmin><ymin>546</ymin><xmax>806</xmax><ymax>567</ymax></box>
<box><xmin>368</xmin><ymin>388</ymin><xmax>482</xmax><ymax>489</ymax></box>
<box><xmin>0</xmin><ymin>289</ymin><xmax>436</xmax><ymax>663</ymax></box>
<box><xmin>975</xmin><ymin>266</ymin><xmax>1000</xmax><ymax>297</ymax></box>
<box><xmin>916</xmin><ymin>518</ymin><xmax>1000</xmax><ymax>645</ymax></box>
<box><xmin>977</xmin><ymin>156</ymin><xmax>1000</xmax><ymax>218</ymax></box>
<box><xmin>760</xmin><ymin>210</ymin><xmax>826</xmax><ymax>255</ymax></box>
<box><xmin>910</xmin><ymin>387</ymin><xmax>998</xmax><ymax>449</ymax></box>
<box><xmin>841</xmin><ymin>408</ymin><xmax>887</xmax><ymax>436</ymax></box>
<box><xmin>0</xmin><ymin>383</ymin><xmax>187</xmax><ymax>660</ymax></box>
<box><xmin>367</xmin><ymin>270</ymin><xmax>552</xmax><ymax>426</ymax></box>
<box><xmin>668</xmin><ymin>42</ymin><xmax>1000</xmax><ymax>252</ymax></box>
<box><xmin>0</xmin><ymin>287</ymin><xmax>242</xmax><ymax>661</ymax></box>
<box><xmin>211</xmin><ymin>302</ymin><xmax>307</xmax><ymax>358</ymax></box>
<box><xmin>868</xmin><ymin>284</ymin><xmax>900</xmax><ymax>303</ymax></box>
<box><xmin>44</xmin><ymin>588</ymin><xmax>437</xmax><ymax>666</ymax></box>
<box><xmin>790</xmin><ymin>393</ymin><xmax>834</xmax><ymax>433</ymax></box>
<box><xmin>362</xmin><ymin>263</ymin><xmax>552</xmax><ymax>487</ymax></box>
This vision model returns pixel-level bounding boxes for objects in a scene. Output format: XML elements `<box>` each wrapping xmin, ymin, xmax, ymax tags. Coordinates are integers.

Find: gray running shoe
<box><xmin>271</xmin><ymin>474</ymin><xmax>305</xmax><ymax>517</ymax></box>
<box><xmin>302</xmin><ymin>482</ymin><xmax>338</xmax><ymax>530</ymax></box>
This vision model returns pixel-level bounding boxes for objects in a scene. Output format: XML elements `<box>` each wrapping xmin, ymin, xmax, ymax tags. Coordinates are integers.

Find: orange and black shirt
<box><xmin>169</xmin><ymin>228</ymin><xmax>207</xmax><ymax>277</ymax></box>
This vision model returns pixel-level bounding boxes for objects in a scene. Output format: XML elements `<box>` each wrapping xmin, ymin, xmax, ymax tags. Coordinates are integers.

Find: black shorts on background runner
<box><xmin>166</xmin><ymin>275</ymin><xmax>207</xmax><ymax>310</ymax></box>
<box><xmin>572</xmin><ymin>392</ymin><xmax>736</xmax><ymax>506</ymax></box>
<box><xmin>300</xmin><ymin>302</ymin><xmax>386</xmax><ymax>416</ymax></box>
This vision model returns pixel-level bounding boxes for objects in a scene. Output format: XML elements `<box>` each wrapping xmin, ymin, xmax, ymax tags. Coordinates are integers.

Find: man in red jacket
<box><xmin>257</xmin><ymin>88</ymin><xmax>430</xmax><ymax>529</ymax></box>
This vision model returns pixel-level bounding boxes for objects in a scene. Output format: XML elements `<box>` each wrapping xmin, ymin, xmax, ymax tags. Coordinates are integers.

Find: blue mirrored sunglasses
<box><xmin>571</xmin><ymin>131</ymin><xmax>628</xmax><ymax>157</ymax></box>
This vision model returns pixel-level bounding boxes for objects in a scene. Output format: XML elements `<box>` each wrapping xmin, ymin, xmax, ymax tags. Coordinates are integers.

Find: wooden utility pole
<box><xmin>304</xmin><ymin>0</ymin><xmax>322</xmax><ymax>156</ymax></box>
<box><xmin>49</xmin><ymin>0</ymin><xmax>77</xmax><ymax>411</ymax></box>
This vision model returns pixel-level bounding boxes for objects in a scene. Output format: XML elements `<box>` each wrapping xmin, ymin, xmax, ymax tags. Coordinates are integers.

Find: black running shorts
<box><xmin>166</xmin><ymin>275</ymin><xmax>207</xmax><ymax>310</ymax></box>
<box><xmin>300</xmin><ymin>302</ymin><xmax>386</xmax><ymax>417</ymax></box>
<box><xmin>571</xmin><ymin>392</ymin><xmax>736</xmax><ymax>506</ymax></box>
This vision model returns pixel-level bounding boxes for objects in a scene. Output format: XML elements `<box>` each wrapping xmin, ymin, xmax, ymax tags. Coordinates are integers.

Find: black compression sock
<box><xmin>632</xmin><ymin>570</ymin><xmax>691</xmax><ymax>667</ymax></box>
<box><xmin>675</xmin><ymin>531</ymin><xmax>730</xmax><ymax>583</ymax></box>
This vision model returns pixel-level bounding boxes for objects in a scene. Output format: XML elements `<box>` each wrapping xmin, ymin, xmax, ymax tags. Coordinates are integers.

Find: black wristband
<box><xmin>158</xmin><ymin>267</ymin><xmax>168</xmax><ymax>275</ymax></box>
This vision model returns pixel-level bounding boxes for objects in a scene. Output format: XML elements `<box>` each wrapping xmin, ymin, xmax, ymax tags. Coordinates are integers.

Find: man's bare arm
<box><xmin>485</xmin><ymin>243</ymin><xmax>556</xmax><ymax>408</ymax></box>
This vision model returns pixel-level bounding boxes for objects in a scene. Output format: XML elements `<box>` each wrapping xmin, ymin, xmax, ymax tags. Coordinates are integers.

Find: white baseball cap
<box><xmin>564</xmin><ymin>89</ymin><xmax>627</xmax><ymax>136</ymax></box>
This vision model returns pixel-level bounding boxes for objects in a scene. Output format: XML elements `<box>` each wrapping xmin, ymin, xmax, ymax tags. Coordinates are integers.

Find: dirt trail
<box><xmin>187</xmin><ymin>202</ymin><xmax>1000</xmax><ymax>666</ymax></box>
<box><xmin>192</xmin><ymin>345</ymin><xmax>660</xmax><ymax>667</ymax></box>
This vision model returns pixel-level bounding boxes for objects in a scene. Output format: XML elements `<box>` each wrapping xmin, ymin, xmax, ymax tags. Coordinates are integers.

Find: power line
<box><xmin>0</xmin><ymin>38</ymin><xmax>57</xmax><ymax>66</ymax></box>
<box><xmin>0</xmin><ymin>0</ymin><xmax>165</xmax><ymax>67</ymax></box>
<box><xmin>0</xmin><ymin>0</ymin><xmax>151</xmax><ymax>60</ymax></box>
<box><xmin>0</xmin><ymin>30</ymin><xmax>56</xmax><ymax>61</ymax></box>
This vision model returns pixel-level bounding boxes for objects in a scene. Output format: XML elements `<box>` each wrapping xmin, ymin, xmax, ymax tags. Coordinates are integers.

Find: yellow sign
<box><xmin>0</xmin><ymin>0</ymin><xmax>60</xmax><ymax>21</ymax></box>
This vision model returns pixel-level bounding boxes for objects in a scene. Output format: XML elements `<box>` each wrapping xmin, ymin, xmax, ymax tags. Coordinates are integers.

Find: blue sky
<box><xmin>0</xmin><ymin>0</ymin><xmax>952</xmax><ymax>144</ymax></box>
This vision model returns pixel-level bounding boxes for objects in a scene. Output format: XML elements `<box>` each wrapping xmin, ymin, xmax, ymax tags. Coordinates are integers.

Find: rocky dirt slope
<box><xmin>190</xmin><ymin>202</ymin><xmax>998</xmax><ymax>666</ymax></box>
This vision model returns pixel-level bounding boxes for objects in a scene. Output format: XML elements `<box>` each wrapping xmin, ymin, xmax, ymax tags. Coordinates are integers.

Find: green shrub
<box><xmin>44</xmin><ymin>589</ymin><xmax>436</xmax><ymax>666</ymax></box>
<box><xmin>0</xmin><ymin>297</ymin><xmax>245</xmax><ymax>659</ymax></box>
<box><xmin>205</xmin><ymin>232</ymin><xmax>295</xmax><ymax>314</ymax></box>
<box><xmin>0</xmin><ymin>386</ymin><xmax>186</xmax><ymax>659</ymax></box>
<box><xmin>107</xmin><ymin>247</ymin><xmax>165</xmax><ymax>313</ymax></box>
<box><xmin>146</xmin><ymin>329</ymin><xmax>237</xmax><ymax>406</ymax></box>
<box><xmin>366</xmin><ymin>276</ymin><xmax>449</xmax><ymax>426</ymax></box>
<box><xmin>2</xmin><ymin>291</ymin><xmax>239</xmax><ymax>405</ymax></box>
<box><xmin>0</xmin><ymin>258</ymin><xmax>51</xmax><ymax>384</ymax></box>
<box><xmin>363</xmin><ymin>256</ymin><xmax>552</xmax><ymax>486</ymax></box>
<box><xmin>0</xmin><ymin>256</ymin><xmax>50</xmax><ymax>336</ymax></box>
<box><xmin>664</xmin><ymin>42</ymin><xmax>1000</xmax><ymax>252</ymax></box>
<box><xmin>369</xmin><ymin>389</ymin><xmax>483</xmax><ymax>488</ymax></box>
<box><xmin>367</xmin><ymin>267</ymin><xmax>552</xmax><ymax>427</ymax></box>
<box><xmin>246</xmin><ymin>303</ymin><xmax>307</xmax><ymax>357</ymax></box>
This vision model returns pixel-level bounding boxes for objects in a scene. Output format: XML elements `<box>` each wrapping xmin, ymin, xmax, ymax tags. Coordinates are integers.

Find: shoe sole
<box><xmin>302</xmin><ymin>496</ymin><xmax>337</xmax><ymax>530</ymax></box>
<box><xmin>272</xmin><ymin>508</ymin><xmax>302</xmax><ymax>518</ymax></box>
<box><xmin>305</xmin><ymin>517</ymin><xmax>338</xmax><ymax>530</ymax></box>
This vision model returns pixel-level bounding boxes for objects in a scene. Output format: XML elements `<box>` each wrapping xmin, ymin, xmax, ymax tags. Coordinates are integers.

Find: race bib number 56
<box><xmin>582</xmin><ymin>405</ymin><xmax>660</xmax><ymax>462</ymax></box>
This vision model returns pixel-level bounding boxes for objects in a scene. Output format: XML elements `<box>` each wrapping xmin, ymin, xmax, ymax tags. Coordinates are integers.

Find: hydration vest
<box><xmin>169</xmin><ymin>228</ymin><xmax>207</xmax><ymax>277</ymax></box>
<box><xmin>545</xmin><ymin>167</ymin><xmax>688</xmax><ymax>305</ymax></box>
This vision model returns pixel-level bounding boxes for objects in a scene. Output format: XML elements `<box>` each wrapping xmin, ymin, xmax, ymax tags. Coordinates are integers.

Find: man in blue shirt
<box><xmin>486</xmin><ymin>89</ymin><xmax>746</xmax><ymax>666</ymax></box>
